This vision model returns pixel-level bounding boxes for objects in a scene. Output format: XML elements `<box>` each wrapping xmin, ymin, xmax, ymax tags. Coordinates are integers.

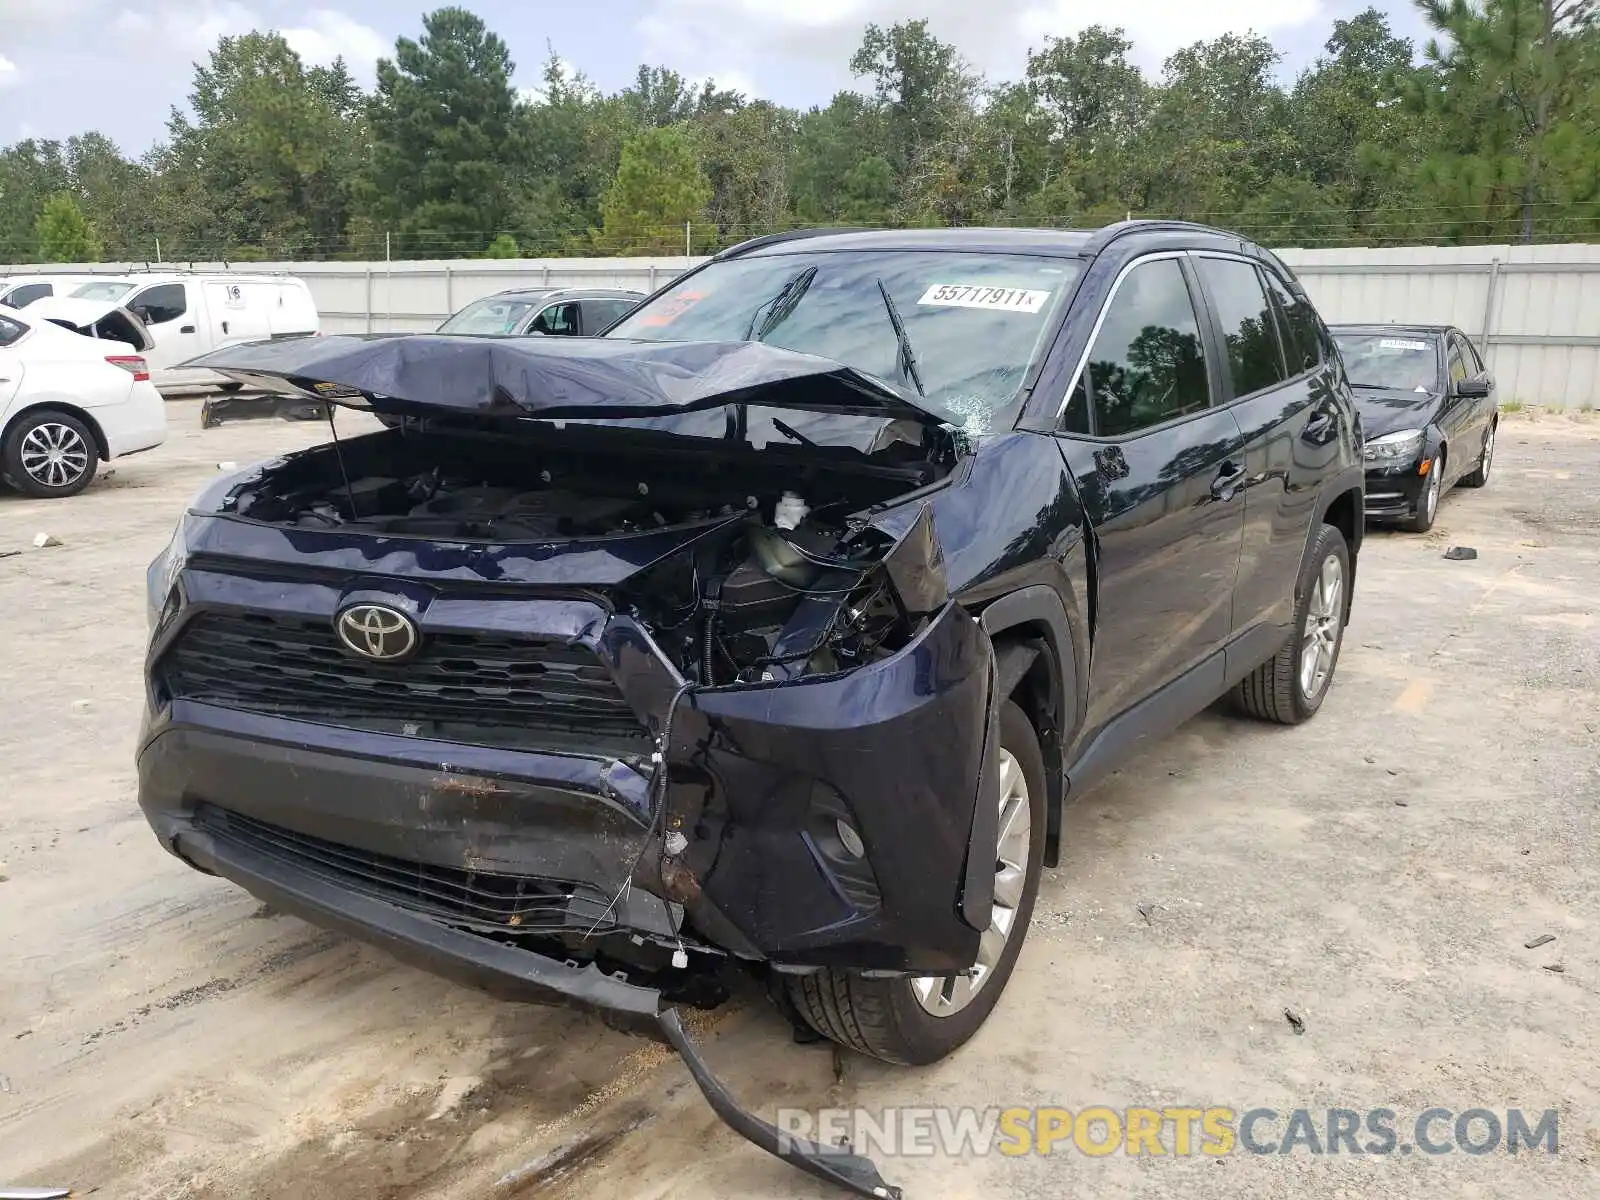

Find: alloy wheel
<box><xmin>912</xmin><ymin>747</ymin><xmax>1031</xmax><ymax>1017</ymax></box>
<box><xmin>1299</xmin><ymin>553</ymin><xmax>1344</xmax><ymax>700</ymax></box>
<box><xmin>1422</xmin><ymin>460</ymin><xmax>1442</xmax><ymax>523</ymax></box>
<box><xmin>1480</xmin><ymin>426</ymin><xmax>1495</xmax><ymax>480</ymax></box>
<box><xmin>20</xmin><ymin>422</ymin><xmax>91</xmax><ymax>490</ymax></box>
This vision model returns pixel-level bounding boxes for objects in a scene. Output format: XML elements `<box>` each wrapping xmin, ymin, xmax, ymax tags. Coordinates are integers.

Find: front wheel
<box><xmin>1403</xmin><ymin>454</ymin><xmax>1444</xmax><ymax>532</ymax></box>
<box><xmin>782</xmin><ymin>700</ymin><xmax>1047</xmax><ymax>1065</ymax></box>
<box><xmin>1234</xmin><ymin>523</ymin><xmax>1350</xmax><ymax>725</ymax></box>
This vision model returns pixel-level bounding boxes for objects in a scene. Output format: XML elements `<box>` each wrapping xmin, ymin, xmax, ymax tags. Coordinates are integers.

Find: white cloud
<box><xmin>637</xmin><ymin>0</ymin><xmax>1327</xmax><ymax>99</ymax></box>
<box><xmin>113</xmin><ymin>2</ymin><xmax>260</xmax><ymax>58</ymax></box>
<box><xmin>0</xmin><ymin>55</ymin><xmax>18</xmax><ymax>88</ymax></box>
<box><xmin>283</xmin><ymin>9</ymin><xmax>389</xmax><ymax>83</ymax></box>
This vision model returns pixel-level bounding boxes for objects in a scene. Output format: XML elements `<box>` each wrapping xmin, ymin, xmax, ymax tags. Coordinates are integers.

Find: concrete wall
<box><xmin>10</xmin><ymin>243</ymin><xmax>1600</xmax><ymax>405</ymax></box>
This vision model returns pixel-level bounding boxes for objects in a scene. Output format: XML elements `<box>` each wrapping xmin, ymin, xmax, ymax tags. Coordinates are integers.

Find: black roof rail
<box><xmin>713</xmin><ymin>227</ymin><xmax>868</xmax><ymax>261</ymax></box>
<box><xmin>1083</xmin><ymin>219</ymin><xmax>1249</xmax><ymax>256</ymax></box>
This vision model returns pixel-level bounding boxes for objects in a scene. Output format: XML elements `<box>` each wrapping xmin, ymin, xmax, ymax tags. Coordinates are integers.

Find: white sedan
<box><xmin>0</xmin><ymin>299</ymin><xmax>168</xmax><ymax>498</ymax></box>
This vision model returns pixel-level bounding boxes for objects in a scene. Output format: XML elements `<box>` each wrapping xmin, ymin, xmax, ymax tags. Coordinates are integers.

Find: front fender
<box><xmin>661</xmin><ymin>600</ymin><xmax>997</xmax><ymax>973</ymax></box>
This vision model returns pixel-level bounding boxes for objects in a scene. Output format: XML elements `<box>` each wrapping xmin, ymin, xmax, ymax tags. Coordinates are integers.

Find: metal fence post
<box><xmin>1479</xmin><ymin>258</ymin><xmax>1502</xmax><ymax>354</ymax></box>
<box><xmin>364</xmin><ymin>268</ymin><xmax>373</xmax><ymax>335</ymax></box>
<box><xmin>445</xmin><ymin>265</ymin><xmax>454</xmax><ymax>318</ymax></box>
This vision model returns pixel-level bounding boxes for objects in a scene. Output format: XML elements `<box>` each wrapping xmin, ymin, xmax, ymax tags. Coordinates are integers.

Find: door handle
<box><xmin>1210</xmin><ymin>461</ymin><xmax>1245</xmax><ymax>501</ymax></box>
<box><xmin>180</xmin><ymin>324</ymin><xmax>196</xmax><ymax>333</ymax></box>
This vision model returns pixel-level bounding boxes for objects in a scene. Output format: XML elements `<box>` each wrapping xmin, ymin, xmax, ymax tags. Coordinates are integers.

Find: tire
<box><xmin>1459</xmin><ymin>420</ymin><xmax>1495</xmax><ymax>488</ymax></box>
<box><xmin>1402</xmin><ymin>452</ymin><xmax>1444</xmax><ymax>533</ymax></box>
<box><xmin>2</xmin><ymin>410</ymin><xmax>100</xmax><ymax>499</ymax></box>
<box><xmin>782</xmin><ymin>701</ymin><xmax>1047</xmax><ymax>1065</ymax></box>
<box><xmin>1233</xmin><ymin>523</ymin><xmax>1350</xmax><ymax>726</ymax></box>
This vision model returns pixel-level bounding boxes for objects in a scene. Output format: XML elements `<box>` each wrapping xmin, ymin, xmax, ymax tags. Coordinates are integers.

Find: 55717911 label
<box><xmin>918</xmin><ymin>284</ymin><xmax>1051</xmax><ymax>313</ymax></box>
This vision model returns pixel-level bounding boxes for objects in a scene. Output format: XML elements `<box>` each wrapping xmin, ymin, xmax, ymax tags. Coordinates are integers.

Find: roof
<box><xmin>717</xmin><ymin>220</ymin><xmax>1277</xmax><ymax>260</ymax></box>
<box><xmin>485</xmin><ymin>287</ymin><xmax>645</xmax><ymax>301</ymax></box>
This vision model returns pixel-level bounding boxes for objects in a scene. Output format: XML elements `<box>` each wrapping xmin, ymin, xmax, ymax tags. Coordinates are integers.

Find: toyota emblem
<box><xmin>334</xmin><ymin>604</ymin><xmax>419</xmax><ymax>661</ymax></box>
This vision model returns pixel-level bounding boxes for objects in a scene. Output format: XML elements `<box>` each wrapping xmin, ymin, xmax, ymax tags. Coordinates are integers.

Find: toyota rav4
<box><xmin>139</xmin><ymin>222</ymin><xmax>1362</xmax><ymax>1196</ymax></box>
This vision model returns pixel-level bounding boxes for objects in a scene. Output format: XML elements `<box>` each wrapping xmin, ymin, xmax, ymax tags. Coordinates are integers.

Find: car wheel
<box><xmin>1459</xmin><ymin>421</ymin><xmax>1495</xmax><ymax>488</ymax></box>
<box><xmin>3</xmin><ymin>411</ymin><xmax>100</xmax><ymax>499</ymax></box>
<box><xmin>1233</xmin><ymin>523</ymin><xmax>1350</xmax><ymax>726</ymax></box>
<box><xmin>782</xmin><ymin>700</ymin><xmax>1047</xmax><ymax>1066</ymax></box>
<box><xmin>1403</xmin><ymin>453</ymin><xmax>1444</xmax><ymax>532</ymax></box>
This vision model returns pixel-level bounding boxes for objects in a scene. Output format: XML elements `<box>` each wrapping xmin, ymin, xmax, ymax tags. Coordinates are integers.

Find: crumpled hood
<box><xmin>25</xmin><ymin>296</ymin><xmax>156</xmax><ymax>352</ymax></box>
<box><xmin>184</xmin><ymin>334</ymin><xmax>938</xmax><ymax>425</ymax></box>
<box><xmin>1354</xmin><ymin>388</ymin><xmax>1443</xmax><ymax>439</ymax></box>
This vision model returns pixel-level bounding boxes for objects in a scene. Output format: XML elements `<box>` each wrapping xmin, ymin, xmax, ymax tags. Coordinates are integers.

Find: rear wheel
<box><xmin>1459</xmin><ymin>420</ymin><xmax>1495</xmax><ymax>488</ymax></box>
<box><xmin>783</xmin><ymin>701</ymin><xmax>1046</xmax><ymax>1065</ymax></box>
<box><xmin>1234</xmin><ymin>523</ymin><xmax>1349</xmax><ymax>726</ymax></box>
<box><xmin>3</xmin><ymin>411</ymin><xmax>99</xmax><ymax>498</ymax></box>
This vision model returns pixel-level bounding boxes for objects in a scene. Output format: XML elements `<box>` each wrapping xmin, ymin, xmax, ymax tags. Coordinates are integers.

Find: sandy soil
<box><xmin>1</xmin><ymin>405</ymin><xmax>1596</xmax><ymax>1199</ymax></box>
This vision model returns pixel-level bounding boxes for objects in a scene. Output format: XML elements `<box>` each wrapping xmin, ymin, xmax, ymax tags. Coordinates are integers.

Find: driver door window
<box><xmin>130</xmin><ymin>283</ymin><xmax>188</xmax><ymax>326</ymax></box>
<box><xmin>529</xmin><ymin>302</ymin><xmax>579</xmax><ymax>335</ymax></box>
<box><xmin>1447</xmin><ymin>337</ymin><xmax>1469</xmax><ymax>389</ymax></box>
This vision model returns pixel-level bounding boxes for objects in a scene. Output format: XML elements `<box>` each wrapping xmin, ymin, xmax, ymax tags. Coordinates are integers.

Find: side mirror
<box><xmin>1455</xmin><ymin>375</ymin><xmax>1492</xmax><ymax>399</ymax></box>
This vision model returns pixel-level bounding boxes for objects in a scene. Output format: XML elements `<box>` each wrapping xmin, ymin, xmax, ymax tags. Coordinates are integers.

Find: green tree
<box><xmin>162</xmin><ymin>33</ymin><xmax>365</xmax><ymax>259</ymax></box>
<box><xmin>1408</xmin><ymin>0</ymin><xmax>1597</xmax><ymax>242</ymax></box>
<box><xmin>850</xmin><ymin>19</ymin><xmax>979</xmax><ymax>186</ymax></box>
<box><xmin>35</xmin><ymin>192</ymin><xmax>103</xmax><ymax>262</ymax></box>
<box><xmin>483</xmin><ymin>232</ymin><xmax>521</xmax><ymax>257</ymax></box>
<box><xmin>0</xmin><ymin>140</ymin><xmax>70</xmax><ymax>261</ymax></box>
<box><xmin>366</xmin><ymin>7</ymin><xmax>520</xmax><ymax>255</ymax></box>
<box><xmin>598</xmin><ymin>125</ymin><xmax>710</xmax><ymax>253</ymax></box>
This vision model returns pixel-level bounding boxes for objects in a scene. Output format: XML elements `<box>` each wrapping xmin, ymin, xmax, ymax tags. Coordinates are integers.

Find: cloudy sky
<box><xmin>1</xmin><ymin>0</ymin><xmax>1433</xmax><ymax>154</ymax></box>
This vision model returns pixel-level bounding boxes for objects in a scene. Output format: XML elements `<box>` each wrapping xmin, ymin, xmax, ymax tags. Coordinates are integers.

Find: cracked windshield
<box><xmin>608</xmin><ymin>250</ymin><xmax>1081</xmax><ymax>433</ymax></box>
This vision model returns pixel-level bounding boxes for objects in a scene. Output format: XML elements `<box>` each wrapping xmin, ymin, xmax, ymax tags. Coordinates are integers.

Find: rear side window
<box><xmin>1197</xmin><ymin>258</ymin><xmax>1288</xmax><ymax>397</ymax></box>
<box><xmin>3</xmin><ymin>283</ymin><xmax>52</xmax><ymax>308</ymax></box>
<box><xmin>585</xmin><ymin>298</ymin><xmax>637</xmax><ymax>330</ymax></box>
<box><xmin>1072</xmin><ymin>257</ymin><xmax>1211</xmax><ymax>438</ymax></box>
<box><xmin>1262</xmin><ymin>269</ymin><xmax>1322</xmax><ymax>375</ymax></box>
<box><xmin>130</xmin><ymin>283</ymin><xmax>187</xmax><ymax>325</ymax></box>
<box><xmin>0</xmin><ymin>313</ymin><xmax>26</xmax><ymax>346</ymax></box>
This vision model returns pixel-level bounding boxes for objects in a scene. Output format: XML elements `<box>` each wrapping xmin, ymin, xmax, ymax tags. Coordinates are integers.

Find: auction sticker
<box><xmin>918</xmin><ymin>283</ymin><xmax>1051</xmax><ymax>313</ymax></box>
<box><xmin>1379</xmin><ymin>338</ymin><xmax>1431</xmax><ymax>351</ymax></box>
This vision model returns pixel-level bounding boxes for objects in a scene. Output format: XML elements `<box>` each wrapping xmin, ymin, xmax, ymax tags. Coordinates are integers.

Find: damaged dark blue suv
<box><xmin>139</xmin><ymin>222</ymin><xmax>1362</xmax><ymax>1197</ymax></box>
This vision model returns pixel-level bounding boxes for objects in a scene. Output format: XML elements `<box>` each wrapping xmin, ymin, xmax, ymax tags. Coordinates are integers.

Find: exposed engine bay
<box><xmin>222</xmin><ymin>422</ymin><xmax>956</xmax><ymax>684</ymax></box>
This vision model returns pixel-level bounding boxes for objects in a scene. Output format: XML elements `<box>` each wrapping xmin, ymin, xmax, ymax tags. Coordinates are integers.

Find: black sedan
<box><xmin>1331</xmin><ymin>324</ymin><xmax>1499</xmax><ymax>532</ymax></box>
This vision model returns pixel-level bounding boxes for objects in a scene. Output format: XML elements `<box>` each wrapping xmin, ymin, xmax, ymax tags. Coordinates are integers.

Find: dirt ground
<box><xmin>1</xmin><ymin>403</ymin><xmax>1597</xmax><ymax>1199</ymax></box>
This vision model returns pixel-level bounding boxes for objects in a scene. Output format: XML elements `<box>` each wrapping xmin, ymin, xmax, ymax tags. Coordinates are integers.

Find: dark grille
<box><xmin>158</xmin><ymin>610</ymin><xmax>650</xmax><ymax>755</ymax></box>
<box><xmin>194</xmin><ymin>804</ymin><xmax>618</xmax><ymax>936</ymax></box>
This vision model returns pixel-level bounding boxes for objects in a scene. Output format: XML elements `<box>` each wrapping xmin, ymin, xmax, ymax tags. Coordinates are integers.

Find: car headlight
<box><xmin>1364</xmin><ymin>429</ymin><xmax>1425</xmax><ymax>463</ymax></box>
<box><xmin>146</xmin><ymin>516</ymin><xmax>188</xmax><ymax>633</ymax></box>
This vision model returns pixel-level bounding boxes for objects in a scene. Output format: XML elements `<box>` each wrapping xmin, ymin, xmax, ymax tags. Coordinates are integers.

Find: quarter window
<box><xmin>1076</xmin><ymin>258</ymin><xmax>1211</xmax><ymax>438</ymax></box>
<box><xmin>130</xmin><ymin>283</ymin><xmax>187</xmax><ymax>325</ymax></box>
<box><xmin>1197</xmin><ymin>258</ymin><xmax>1288</xmax><ymax>397</ymax></box>
<box><xmin>0</xmin><ymin>313</ymin><xmax>26</xmax><ymax>346</ymax></box>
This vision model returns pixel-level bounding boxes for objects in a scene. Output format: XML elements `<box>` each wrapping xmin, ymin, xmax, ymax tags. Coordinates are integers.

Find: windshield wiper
<box><xmin>875</xmin><ymin>279</ymin><xmax>926</xmax><ymax>399</ymax></box>
<box><xmin>743</xmin><ymin>266</ymin><xmax>817</xmax><ymax>342</ymax></box>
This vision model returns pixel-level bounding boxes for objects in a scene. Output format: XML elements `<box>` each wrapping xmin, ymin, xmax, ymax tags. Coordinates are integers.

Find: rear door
<box><xmin>127</xmin><ymin>281</ymin><xmax>204</xmax><ymax>383</ymax></box>
<box><xmin>0</xmin><ymin>313</ymin><xmax>27</xmax><ymax>414</ymax></box>
<box><xmin>1194</xmin><ymin>254</ymin><xmax>1338</xmax><ymax>650</ymax></box>
<box><xmin>1052</xmin><ymin>253</ymin><xmax>1247</xmax><ymax>733</ymax></box>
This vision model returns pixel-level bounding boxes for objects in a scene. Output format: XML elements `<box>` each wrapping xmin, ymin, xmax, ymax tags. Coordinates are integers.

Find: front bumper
<box><xmin>1362</xmin><ymin>461</ymin><xmax>1429</xmax><ymax>519</ymax></box>
<box><xmin>139</xmin><ymin>564</ymin><xmax>996</xmax><ymax>984</ymax></box>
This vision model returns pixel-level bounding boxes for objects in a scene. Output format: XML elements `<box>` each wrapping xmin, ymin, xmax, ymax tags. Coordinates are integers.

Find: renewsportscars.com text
<box><xmin>775</xmin><ymin>1106</ymin><xmax>1559</xmax><ymax>1159</ymax></box>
